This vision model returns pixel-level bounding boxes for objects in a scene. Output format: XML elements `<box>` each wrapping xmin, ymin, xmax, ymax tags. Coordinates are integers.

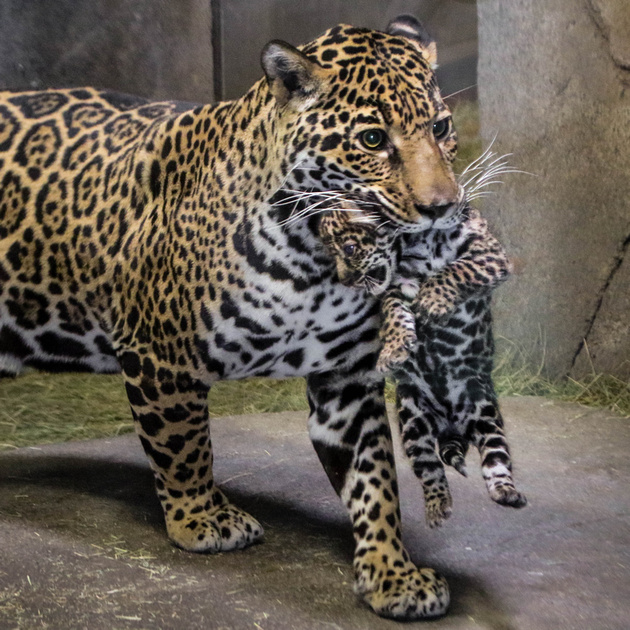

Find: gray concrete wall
<box><xmin>0</xmin><ymin>0</ymin><xmax>214</xmax><ymax>103</ymax></box>
<box><xmin>217</xmin><ymin>0</ymin><xmax>477</xmax><ymax>100</ymax></box>
<box><xmin>478</xmin><ymin>0</ymin><xmax>630</xmax><ymax>379</ymax></box>
<box><xmin>0</xmin><ymin>1</ymin><xmax>477</xmax><ymax>104</ymax></box>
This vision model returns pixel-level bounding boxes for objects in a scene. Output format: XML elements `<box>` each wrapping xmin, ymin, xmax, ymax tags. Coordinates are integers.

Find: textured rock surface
<box><xmin>0</xmin><ymin>0</ymin><xmax>213</xmax><ymax>102</ymax></box>
<box><xmin>0</xmin><ymin>1</ymin><xmax>477</xmax><ymax>105</ymax></box>
<box><xmin>478</xmin><ymin>0</ymin><xmax>630</xmax><ymax>378</ymax></box>
<box><xmin>217</xmin><ymin>0</ymin><xmax>478</xmax><ymax>100</ymax></box>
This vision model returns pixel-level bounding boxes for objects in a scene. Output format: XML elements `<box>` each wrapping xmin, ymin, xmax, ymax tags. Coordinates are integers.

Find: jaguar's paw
<box><xmin>355</xmin><ymin>556</ymin><xmax>449</xmax><ymax>620</ymax></box>
<box><xmin>166</xmin><ymin>503</ymin><xmax>264</xmax><ymax>553</ymax></box>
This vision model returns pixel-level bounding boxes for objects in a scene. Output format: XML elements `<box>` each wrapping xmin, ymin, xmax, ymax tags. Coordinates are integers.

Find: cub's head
<box><xmin>262</xmin><ymin>15</ymin><xmax>462</xmax><ymax>232</ymax></box>
<box><xmin>319</xmin><ymin>208</ymin><xmax>398</xmax><ymax>296</ymax></box>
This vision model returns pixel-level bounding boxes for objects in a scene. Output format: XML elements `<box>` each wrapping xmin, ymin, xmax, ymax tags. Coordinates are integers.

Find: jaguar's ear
<box><xmin>261</xmin><ymin>40</ymin><xmax>327</xmax><ymax>110</ymax></box>
<box><xmin>386</xmin><ymin>14</ymin><xmax>438</xmax><ymax>69</ymax></box>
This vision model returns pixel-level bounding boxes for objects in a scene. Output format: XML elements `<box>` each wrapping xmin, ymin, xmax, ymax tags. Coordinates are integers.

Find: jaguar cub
<box><xmin>319</xmin><ymin>206</ymin><xmax>527</xmax><ymax>527</ymax></box>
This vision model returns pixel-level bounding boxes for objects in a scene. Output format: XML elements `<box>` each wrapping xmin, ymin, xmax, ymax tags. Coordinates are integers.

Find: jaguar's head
<box><xmin>319</xmin><ymin>208</ymin><xmax>398</xmax><ymax>296</ymax></box>
<box><xmin>262</xmin><ymin>15</ymin><xmax>462</xmax><ymax>233</ymax></box>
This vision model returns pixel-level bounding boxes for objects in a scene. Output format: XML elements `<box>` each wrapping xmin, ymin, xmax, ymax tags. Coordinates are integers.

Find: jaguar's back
<box><xmin>0</xmin><ymin>89</ymin><xmax>193</xmax><ymax>374</ymax></box>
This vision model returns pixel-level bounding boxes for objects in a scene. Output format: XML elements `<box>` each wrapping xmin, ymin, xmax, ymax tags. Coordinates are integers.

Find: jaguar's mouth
<box><xmin>362</xmin><ymin>264</ymin><xmax>391</xmax><ymax>296</ymax></box>
<box><xmin>337</xmin><ymin>268</ymin><xmax>390</xmax><ymax>296</ymax></box>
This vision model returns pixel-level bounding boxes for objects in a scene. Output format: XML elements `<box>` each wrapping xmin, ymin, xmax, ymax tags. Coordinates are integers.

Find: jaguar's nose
<box><xmin>414</xmin><ymin>201</ymin><xmax>453</xmax><ymax>219</ymax></box>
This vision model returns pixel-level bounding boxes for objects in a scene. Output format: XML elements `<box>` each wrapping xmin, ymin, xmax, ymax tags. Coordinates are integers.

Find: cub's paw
<box><xmin>166</xmin><ymin>503</ymin><xmax>264</xmax><ymax>553</ymax></box>
<box><xmin>355</xmin><ymin>558</ymin><xmax>449</xmax><ymax>620</ymax></box>
<box><xmin>413</xmin><ymin>290</ymin><xmax>457</xmax><ymax>323</ymax></box>
<box><xmin>418</xmin><ymin>471</ymin><xmax>453</xmax><ymax>528</ymax></box>
<box><xmin>425</xmin><ymin>494</ymin><xmax>453</xmax><ymax>529</ymax></box>
<box><xmin>377</xmin><ymin>331</ymin><xmax>417</xmax><ymax>373</ymax></box>
<box><xmin>489</xmin><ymin>485</ymin><xmax>528</xmax><ymax>508</ymax></box>
<box><xmin>376</xmin><ymin>343</ymin><xmax>411</xmax><ymax>373</ymax></box>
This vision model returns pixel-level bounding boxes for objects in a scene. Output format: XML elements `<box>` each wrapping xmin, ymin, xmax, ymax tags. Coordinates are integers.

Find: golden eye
<box><xmin>360</xmin><ymin>129</ymin><xmax>386</xmax><ymax>150</ymax></box>
<box><xmin>432</xmin><ymin>117</ymin><xmax>451</xmax><ymax>141</ymax></box>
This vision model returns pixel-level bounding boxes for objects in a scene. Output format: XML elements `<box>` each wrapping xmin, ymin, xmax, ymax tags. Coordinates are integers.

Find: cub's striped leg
<box><xmin>396</xmin><ymin>383</ymin><xmax>453</xmax><ymax>528</ymax></box>
<box><xmin>467</xmin><ymin>399</ymin><xmax>527</xmax><ymax>508</ymax></box>
<box><xmin>119</xmin><ymin>351</ymin><xmax>263</xmax><ymax>552</ymax></box>
<box><xmin>307</xmin><ymin>367</ymin><xmax>449</xmax><ymax>620</ymax></box>
<box><xmin>376</xmin><ymin>290</ymin><xmax>418</xmax><ymax>373</ymax></box>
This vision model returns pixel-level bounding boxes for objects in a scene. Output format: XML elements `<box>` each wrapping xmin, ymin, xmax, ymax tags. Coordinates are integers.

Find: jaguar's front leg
<box><xmin>307</xmin><ymin>368</ymin><xmax>449</xmax><ymax>620</ymax></box>
<box><xmin>119</xmin><ymin>351</ymin><xmax>263</xmax><ymax>552</ymax></box>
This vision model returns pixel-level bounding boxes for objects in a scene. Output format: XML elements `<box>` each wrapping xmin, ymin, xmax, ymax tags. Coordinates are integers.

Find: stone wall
<box><xmin>216</xmin><ymin>0</ymin><xmax>477</xmax><ymax>100</ymax></box>
<box><xmin>0</xmin><ymin>1</ymin><xmax>477</xmax><ymax>105</ymax></box>
<box><xmin>478</xmin><ymin>0</ymin><xmax>630</xmax><ymax>378</ymax></box>
<box><xmin>0</xmin><ymin>0</ymin><xmax>214</xmax><ymax>103</ymax></box>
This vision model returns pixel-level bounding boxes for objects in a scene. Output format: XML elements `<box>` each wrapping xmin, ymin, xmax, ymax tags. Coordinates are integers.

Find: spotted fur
<box><xmin>0</xmin><ymin>16</ymin><xmax>462</xmax><ymax>619</ymax></box>
<box><xmin>320</xmin><ymin>206</ymin><xmax>526</xmax><ymax>528</ymax></box>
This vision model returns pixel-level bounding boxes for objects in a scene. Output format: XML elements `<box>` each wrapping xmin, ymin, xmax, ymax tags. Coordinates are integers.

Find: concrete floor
<box><xmin>0</xmin><ymin>397</ymin><xmax>628</xmax><ymax>629</ymax></box>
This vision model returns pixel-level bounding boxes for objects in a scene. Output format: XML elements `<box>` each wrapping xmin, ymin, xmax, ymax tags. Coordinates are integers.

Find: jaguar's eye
<box><xmin>342</xmin><ymin>242</ymin><xmax>357</xmax><ymax>257</ymax></box>
<box><xmin>432</xmin><ymin>117</ymin><xmax>451</xmax><ymax>141</ymax></box>
<box><xmin>360</xmin><ymin>129</ymin><xmax>387</xmax><ymax>151</ymax></box>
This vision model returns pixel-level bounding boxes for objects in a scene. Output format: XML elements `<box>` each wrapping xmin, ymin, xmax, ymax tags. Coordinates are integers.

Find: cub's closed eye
<box><xmin>359</xmin><ymin>129</ymin><xmax>387</xmax><ymax>151</ymax></box>
<box><xmin>432</xmin><ymin>117</ymin><xmax>451</xmax><ymax>141</ymax></box>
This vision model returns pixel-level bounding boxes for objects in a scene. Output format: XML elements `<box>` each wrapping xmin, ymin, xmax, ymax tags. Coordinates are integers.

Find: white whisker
<box><xmin>443</xmin><ymin>84</ymin><xmax>478</xmax><ymax>100</ymax></box>
<box><xmin>279</xmin><ymin>195</ymin><xmax>351</xmax><ymax>226</ymax></box>
<box><xmin>456</xmin><ymin>140</ymin><xmax>536</xmax><ymax>204</ymax></box>
<box><xmin>276</xmin><ymin>160</ymin><xmax>308</xmax><ymax>190</ymax></box>
<box><xmin>459</xmin><ymin>154</ymin><xmax>512</xmax><ymax>187</ymax></box>
<box><xmin>349</xmin><ymin>212</ymin><xmax>381</xmax><ymax>224</ymax></box>
<box><xmin>457</xmin><ymin>138</ymin><xmax>498</xmax><ymax>178</ymax></box>
<box><xmin>466</xmin><ymin>191</ymin><xmax>494</xmax><ymax>201</ymax></box>
<box><xmin>274</xmin><ymin>189</ymin><xmax>346</xmax><ymax>206</ymax></box>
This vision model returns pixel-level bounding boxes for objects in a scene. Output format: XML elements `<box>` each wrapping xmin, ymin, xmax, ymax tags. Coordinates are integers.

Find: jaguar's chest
<box><xmin>400</xmin><ymin>231</ymin><xmax>460</xmax><ymax>280</ymax></box>
<box><xmin>200</xmin><ymin>268</ymin><xmax>380</xmax><ymax>381</ymax></box>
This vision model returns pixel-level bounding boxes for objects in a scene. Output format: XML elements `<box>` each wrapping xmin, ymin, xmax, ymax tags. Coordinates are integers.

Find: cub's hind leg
<box><xmin>467</xmin><ymin>398</ymin><xmax>527</xmax><ymax>508</ymax></box>
<box><xmin>396</xmin><ymin>385</ymin><xmax>453</xmax><ymax>528</ymax></box>
<box><xmin>119</xmin><ymin>351</ymin><xmax>263</xmax><ymax>552</ymax></box>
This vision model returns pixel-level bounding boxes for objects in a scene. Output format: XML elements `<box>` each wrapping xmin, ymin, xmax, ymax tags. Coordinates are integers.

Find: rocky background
<box><xmin>478</xmin><ymin>0</ymin><xmax>630</xmax><ymax>379</ymax></box>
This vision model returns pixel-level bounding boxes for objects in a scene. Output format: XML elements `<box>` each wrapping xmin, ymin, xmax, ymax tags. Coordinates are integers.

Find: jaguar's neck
<box><xmin>130</xmin><ymin>80</ymin><xmax>331</xmax><ymax>290</ymax></box>
<box><xmin>147</xmin><ymin>80</ymin><xmax>289</xmax><ymax>211</ymax></box>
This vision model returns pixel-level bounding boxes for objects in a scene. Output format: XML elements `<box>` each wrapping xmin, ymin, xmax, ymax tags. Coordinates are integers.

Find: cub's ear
<box><xmin>261</xmin><ymin>40</ymin><xmax>327</xmax><ymax>110</ymax></box>
<box><xmin>386</xmin><ymin>14</ymin><xmax>438</xmax><ymax>68</ymax></box>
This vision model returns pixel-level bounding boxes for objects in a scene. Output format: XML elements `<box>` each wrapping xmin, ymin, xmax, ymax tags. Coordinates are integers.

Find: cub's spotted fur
<box><xmin>0</xmin><ymin>16</ymin><xmax>464</xmax><ymax>619</ymax></box>
<box><xmin>320</xmin><ymin>206</ymin><xmax>526</xmax><ymax>528</ymax></box>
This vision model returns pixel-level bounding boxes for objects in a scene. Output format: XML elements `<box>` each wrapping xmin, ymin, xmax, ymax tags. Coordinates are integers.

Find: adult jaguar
<box><xmin>0</xmin><ymin>16</ymin><xmax>461</xmax><ymax>619</ymax></box>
